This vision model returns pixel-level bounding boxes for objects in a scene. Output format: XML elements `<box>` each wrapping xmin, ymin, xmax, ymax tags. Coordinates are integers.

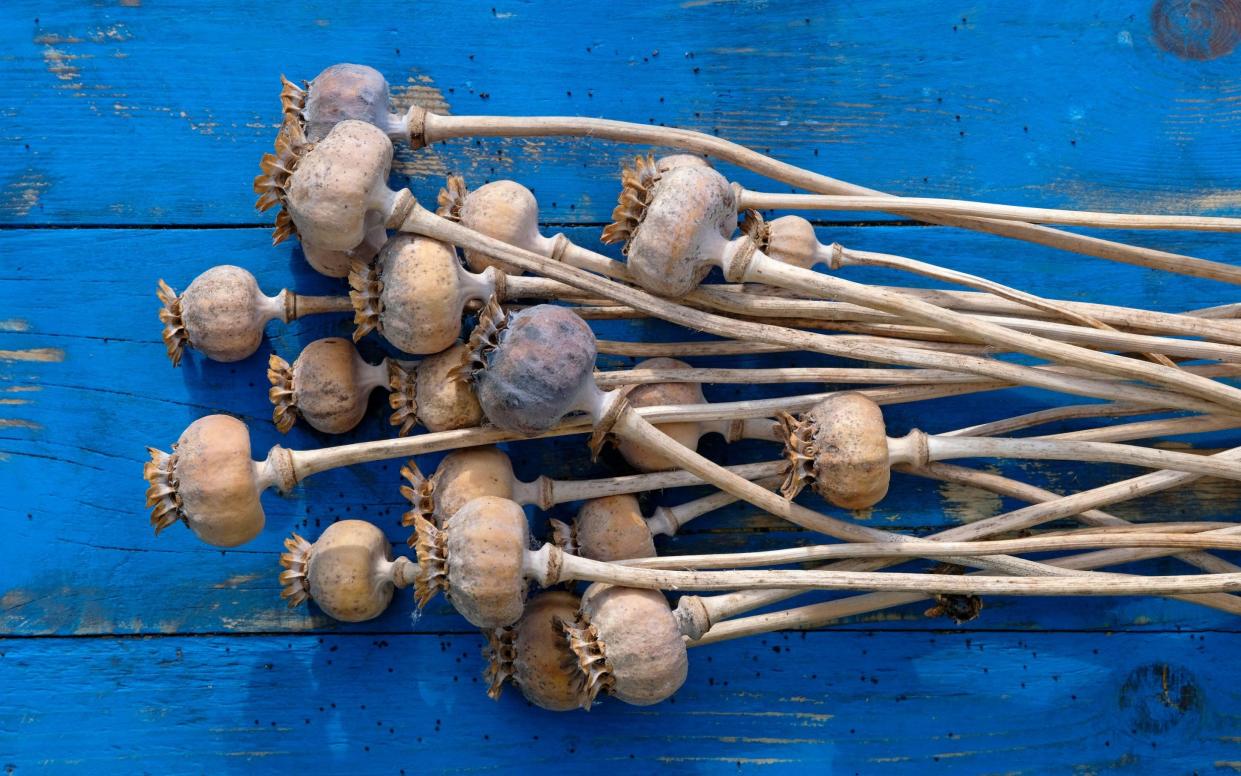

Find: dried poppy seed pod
<box><xmin>470</xmin><ymin>303</ymin><xmax>602</xmax><ymax>435</ymax></box>
<box><xmin>268</xmin><ymin>338</ymin><xmax>388</xmax><ymax>434</ymax></box>
<box><xmin>301</xmin><ymin>218</ymin><xmax>389</xmax><ymax>278</ymax></box>
<box><xmin>143</xmin><ymin>414</ymin><xmax>295</xmax><ymax>547</ymax></box>
<box><xmin>412</xmin><ymin>495</ymin><xmax>531</xmax><ymax>629</ymax></box>
<box><xmin>350</xmin><ymin>233</ymin><xmax>496</xmax><ymax>354</ymax></box>
<box><xmin>268</xmin><ymin>339</ymin><xmax>482</xmax><ymax>436</ymax></box>
<box><xmin>602</xmin><ymin>156</ymin><xmax>738</xmax><ymax>297</ymax></box>
<box><xmin>781</xmin><ymin>392</ymin><xmax>891</xmax><ymax>510</ymax></box>
<box><xmin>158</xmin><ymin>265</ymin><xmax>287</xmax><ymax>365</ymax></box>
<box><xmin>741</xmin><ymin>211</ymin><xmax>819</xmax><ymax>271</ymax></box>
<box><xmin>282</xmin><ymin>64</ymin><xmax>407</xmax><ymax>144</ymax></box>
<box><xmin>157</xmin><ymin>266</ymin><xmax>353</xmax><ymax>366</ymax></box>
<box><xmin>284</xmin><ymin>120</ymin><xmax>403</xmax><ymax>252</ymax></box>
<box><xmin>614</xmin><ymin>357</ymin><xmax>709</xmax><ymax>472</ymax></box>
<box><xmin>485</xmin><ymin>590</ymin><xmax>587</xmax><ymax>711</ymax></box>
<box><xmin>279</xmin><ymin>520</ymin><xmax>414</xmax><ymax>622</ymax></box>
<box><xmin>418</xmin><ymin>446</ymin><xmax>517</xmax><ymax>525</ymax></box>
<box><xmin>561</xmin><ymin>494</ymin><xmax>656</xmax><ymax>562</ymax></box>
<box><xmin>563</xmin><ymin>584</ymin><xmax>688</xmax><ymax>708</ymax></box>
<box><xmin>439</xmin><ymin>177</ymin><xmax>544</xmax><ymax>276</ymax></box>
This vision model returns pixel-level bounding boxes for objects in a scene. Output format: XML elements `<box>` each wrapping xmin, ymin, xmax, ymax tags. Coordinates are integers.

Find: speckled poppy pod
<box><xmin>253</xmin><ymin>110</ymin><xmax>388</xmax><ymax>277</ymax></box>
<box><xmin>484</xmin><ymin>590</ymin><xmax>588</xmax><ymax>711</ymax></box>
<box><xmin>267</xmin><ymin>338</ymin><xmax>483</xmax><ymax>435</ymax></box>
<box><xmin>155</xmin><ymin>266</ymin><xmax>353</xmax><ymax>365</ymax></box>
<box><xmin>279</xmin><ymin>519</ymin><xmax>416</xmax><ymax>622</ymax></box>
<box><xmin>560</xmin><ymin>584</ymin><xmax>688</xmax><ymax>709</ymax></box>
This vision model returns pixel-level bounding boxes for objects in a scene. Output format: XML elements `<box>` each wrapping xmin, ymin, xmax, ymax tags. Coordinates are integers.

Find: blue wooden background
<box><xmin>4</xmin><ymin>1</ymin><xmax>1241</xmax><ymax>772</ymax></box>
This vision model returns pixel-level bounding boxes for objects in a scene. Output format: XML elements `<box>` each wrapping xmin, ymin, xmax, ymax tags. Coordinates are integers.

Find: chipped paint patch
<box><xmin>4</xmin><ymin>385</ymin><xmax>41</xmax><ymax>393</ymax></box>
<box><xmin>1</xmin><ymin>172</ymin><xmax>52</xmax><ymax>218</ymax></box>
<box><xmin>41</xmin><ymin>46</ymin><xmax>87</xmax><ymax>83</ymax></box>
<box><xmin>0</xmin><ymin>419</ymin><xmax>41</xmax><ymax>430</ymax></box>
<box><xmin>0</xmin><ymin>399</ymin><xmax>31</xmax><ymax>406</ymax></box>
<box><xmin>390</xmin><ymin>76</ymin><xmax>453</xmax><ymax>180</ymax></box>
<box><xmin>0</xmin><ymin>348</ymin><xmax>64</xmax><ymax>363</ymax></box>
<box><xmin>938</xmin><ymin>476</ymin><xmax>1004</xmax><ymax>524</ymax></box>
<box><xmin>212</xmin><ymin>573</ymin><xmax>264</xmax><ymax>589</ymax></box>
<box><xmin>657</xmin><ymin>757</ymin><xmax>796</xmax><ymax>765</ymax></box>
<box><xmin>0</xmin><ymin>320</ymin><xmax>30</xmax><ymax>332</ymax></box>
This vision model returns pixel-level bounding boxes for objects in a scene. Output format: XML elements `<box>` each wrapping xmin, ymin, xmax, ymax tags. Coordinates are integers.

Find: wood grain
<box><xmin>2</xmin><ymin>632</ymin><xmax>1238</xmax><ymax>771</ymax></box>
<box><xmin>5</xmin><ymin>0</ymin><xmax>1241</xmax><ymax>766</ymax></box>
<box><xmin>5</xmin><ymin>2</ymin><xmax>1241</xmax><ymax>224</ymax></box>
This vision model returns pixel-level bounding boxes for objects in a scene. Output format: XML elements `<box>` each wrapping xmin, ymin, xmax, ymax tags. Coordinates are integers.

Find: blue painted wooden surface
<box><xmin>4</xmin><ymin>1</ymin><xmax>1241</xmax><ymax>772</ymax></box>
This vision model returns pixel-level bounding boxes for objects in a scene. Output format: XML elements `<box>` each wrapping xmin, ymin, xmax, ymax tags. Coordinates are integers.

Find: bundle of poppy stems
<box><xmin>144</xmin><ymin>63</ymin><xmax>1241</xmax><ymax>711</ymax></box>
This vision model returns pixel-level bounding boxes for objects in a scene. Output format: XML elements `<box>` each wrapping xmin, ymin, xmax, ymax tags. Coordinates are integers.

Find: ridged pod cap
<box><xmin>573</xmin><ymin>494</ymin><xmax>656</xmax><ymax>561</ymax></box>
<box><xmin>474</xmin><ymin>305</ymin><xmax>598</xmax><ymax>434</ymax></box>
<box><xmin>286</xmin><ymin>120</ymin><xmax>393</xmax><ymax>252</ymax></box>
<box><xmin>614</xmin><ymin>357</ymin><xmax>704</xmax><ymax>472</ymax></box>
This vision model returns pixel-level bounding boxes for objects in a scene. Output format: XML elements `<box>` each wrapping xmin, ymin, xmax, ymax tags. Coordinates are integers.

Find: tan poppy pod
<box><xmin>143</xmin><ymin>414</ymin><xmax>266</xmax><ymax>547</ymax></box>
<box><xmin>567</xmin><ymin>494</ymin><xmax>656</xmax><ymax>562</ymax></box>
<box><xmin>268</xmin><ymin>338</ymin><xmax>388</xmax><ymax>434</ymax></box>
<box><xmin>413</xmin><ymin>341</ymin><xmax>485</xmax><ymax>432</ymax></box>
<box><xmin>602</xmin><ymin>156</ymin><xmax>738</xmax><ymax>298</ymax></box>
<box><xmin>440</xmin><ymin>177</ymin><xmax>540</xmax><ymax>276</ymax></box>
<box><xmin>781</xmin><ymin>392</ymin><xmax>891</xmax><ymax>510</ymax></box>
<box><xmin>563</xmin><ymin>584</ymin><xmax>687</xmax><ymax>708</ymax></box>
<box><xmin>350</xmin><ymin>234</ymin><xmax>492</xmax><ymax>355</ymax></box>
<box><xmin>279</xmin><ymin>519</ymin><xmax>405</xmax><ymax>622</ymax></box>
<box><xmin>614</xmin><ymin>357</ymin><xmax>707</xmax><ymax>472</ymax></box>
<box><xmin>158</xmin><ymin>265</ymin><xmax>286</xmax><ymax>365</ymax></box>
<box><xmin>742</xmin><ymin>211</ymin><xmax>819</xmax><ymax>271</ymax></box>
<box><xmin>412</xmin><ymin>495</ymin><xmax>530</xmax><ymax>629</ymax></box>
<box><xmin>485</xmin><ymin>590</ymin><xmax>587</xmax><ymax>712</ymax></box>
<box><xmin>285</xmin><ymin>120</ymin><xmax>396</xmax><ymax>252</ymax></box>
<box><xmin>427</xmin><ymin>446</ymin><xmax>517</xmax><ymax>524</ymax></box>
<box><xmin>655</xmin><ymin>154</ymin><xmax>710</xmax><ymax>172</ymax></box>
<box><xmin>300</xmin><ymin>218</ymin><xmax>388</xmax><ymax>278</ymax></box>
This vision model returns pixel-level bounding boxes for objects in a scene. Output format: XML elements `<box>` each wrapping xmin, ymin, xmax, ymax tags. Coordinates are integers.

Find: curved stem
<box><xmin>530</xmin><ymin>460</ymin><xmax>784</xmax><ymax>508</ymax></box>
<box><xmin>739</xmin><ymin>191</ymin><xmax>1241</xmax><ymax>232</ymax></box>
<box><xmin>593</xmin><ymin>366</ymin><xmax>976</xmax><ymax>388</ymax></box>
<box><xmin>422</xmin><ymin>112</ymin><xmax>1241</xmax><ymax>285</ymax></box>
<box><xmin>399</xmin><ymin>203</ymin><xmax>1234</xmax><ymax>416</ymax></box>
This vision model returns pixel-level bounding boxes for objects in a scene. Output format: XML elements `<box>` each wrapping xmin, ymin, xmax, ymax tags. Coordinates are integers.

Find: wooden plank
<box><xmin>4</xmin><ymin>225</ymin><xmax>1241</xmax><ymax>636</ymax></box>
<box><xmin>2</xmin><ymin>631</ymin><xmax>1238</xmax><ymax>770</ymax></box>
<box><xmin>6</xmin><ymin>2</ymin><xmax>1241</xmax><ymax>224</ymax></box>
